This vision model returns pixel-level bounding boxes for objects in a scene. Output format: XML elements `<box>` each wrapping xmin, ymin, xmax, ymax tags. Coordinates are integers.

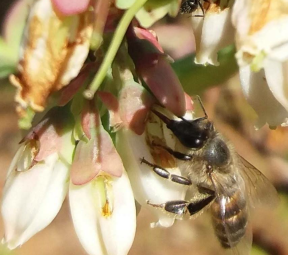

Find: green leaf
<box><xmin>0</xmin><ymin>37</ymin><xmax>17</xmax><ymax>78</ymax></box>
<box><xmin>172</xmin><ymin>45</ymin><xmax>238</xmax><ymax>95</ymax></box>
<box><xmin>0</xmin><ymin>65</ymin><xmax>16</xmax><ymax>78</ymax></box>
<box><xmin>116</xmin><ymin>0</ymin><xmax>136</xmax><ymax>9</ymax></box>
<box><xmin>18</xmin><ymin>106</ymin><xmax>35</xmax><ymax>130</ymax></box>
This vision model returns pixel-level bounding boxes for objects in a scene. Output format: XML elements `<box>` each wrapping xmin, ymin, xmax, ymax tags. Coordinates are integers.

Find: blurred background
<box><xmin>1</xmin><ymin>1</ymin><xmax>288</xmax><ymax>255</ymax></box>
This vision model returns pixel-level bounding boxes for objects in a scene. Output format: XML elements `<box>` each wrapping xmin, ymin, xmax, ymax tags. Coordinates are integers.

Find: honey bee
<box><xmin>141</xmin><ymin>98</ymin><xmax>278</xmax><ymax>254</ymax></box>
<box><xmin>180</xmin><ymin>0</ymin><xmax>210</xmax><ymax>16</ymax></box>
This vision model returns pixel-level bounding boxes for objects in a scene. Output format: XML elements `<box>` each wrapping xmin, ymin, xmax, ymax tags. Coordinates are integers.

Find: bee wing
<box><xmin>237</xmin><ymin>155</ymin><xmax>278</xmax><ymax>208</ymax></box>
<box><xmin>212</xmin><ymin>155</ymin><xmax>278</xmax><ymax>255</ymax></box>
<box><xmin>209</xmin><ymin>170</ymin><xmax>253</xmax><ymax>255</ymax></box>
<box><xmin>211</xmin><ymin>192</ymin><xmax>252</xmax><ymax>255</ymax></box>
<box><xmin>222</xmin><ymin>229</ymin><xmax>253</xmax><ymax>255</ymax></box>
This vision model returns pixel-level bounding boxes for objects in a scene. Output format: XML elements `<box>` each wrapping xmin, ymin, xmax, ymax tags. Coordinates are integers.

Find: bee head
<box><xmin>167</xmin><ymin>117</ymin><xmax>213</xmax><ymax>149</ymax></box>
<box><xmin>151</xmin><ymin>110</ymin><xmax>213</xmax><ymax>149</ymax></box>
<box><xmin>180</xmin><ymin>0</ymin><xmax>199</xmax><ymax>14</ymax></box>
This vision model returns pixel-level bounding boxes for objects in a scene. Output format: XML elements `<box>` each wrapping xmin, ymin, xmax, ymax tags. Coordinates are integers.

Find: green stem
<box><xmin>84</xmin><ymin>0</ymin><xmax>148</xmax><ymax>99</ymax></box>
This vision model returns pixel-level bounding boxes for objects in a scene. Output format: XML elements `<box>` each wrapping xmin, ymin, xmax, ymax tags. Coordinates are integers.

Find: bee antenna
<box><xmin>198</xmin><ymin>0</ymin><xmax>205</xmax><ymax>17</ymax></box>
<box><xmin>151</xmin><ymin>109</ymin><xmax>172</xmax><ymax>125</ymax></box>
<box><xmin>196</xmin><ymin>95</ymin><xmax>208</xmax><ymax>119</ymax></box>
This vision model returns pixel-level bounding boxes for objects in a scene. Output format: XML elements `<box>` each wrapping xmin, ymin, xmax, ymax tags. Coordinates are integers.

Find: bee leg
<box><xmin>152</xmin><ymin>142</ymin><xmax>192</xmax><ymax>161</ymax></box>
<box><xmin>147</xmin><ymin>200</ymin><xmax>189</xmax><ymax>217</ymax></box>
<box><xmin>147</xmin><ymin>195</ymin><xmax>215</xmax><ymax>217</ymax></box>
<box><xmin>186</xmin><ymin>194</ymin><xmax>215</xmax><ymax>215</ymax></box>
<box><xmin>140</xmin><ymin>157</ymin><xmax>192</xmax><ymax>186</ymax></box>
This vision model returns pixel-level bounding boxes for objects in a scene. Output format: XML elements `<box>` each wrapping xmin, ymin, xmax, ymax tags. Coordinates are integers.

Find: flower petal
<box><xmin>97</xmin><ymin>91</ymin><xmax>122</xmax><ymax>130</ymax></box>
<box><xmin>116</xmin><ymin>126</ymin><xmax>187</xmax><ymax>227</ymax></box>
<box><xmin>70</xmin><ymin>139</ymin><xmax>101</xmax><ymax>185</ymax></box>
<box><xmin>141</xmin><ymin>56</ymin><xmax>186</xmax><ymax>117</ymax></box>
<box><xmin>239</xmin><ymin>65</ymin><xmax>288</xmax><ymax>127</ymax></box>
<box><xmin>193</xmin><ymin>4</ymin><xmax>234</xmax><ymax>66</ymax></box>
<box><xmin>264</xmin><ymin>59</ymin><xmax>288</xmax><ymax>112</ymax></box>
<box><xmin>51</xmin><ymin>0</ymin><xmax>91</xmax><ymax>15</ymax></box>
<box><xmin>10</xmin><ymin>0</ymin><xmax>93</xmax><ymax>115</ymax></box>
<box><xmin>119</xmin><ymin>82</ymin><xmax>155</xmax><ymax>135</ymax></box>
<box><xmin>2</xmin><ymin>153</ymin><xmax>69</xmax><ymax>249</ymax></box>
<box><xmin>71</xmin><ymin>126</ymin><xmax>124</xmax><ymax>185</ymax></box>
<box><xmin>233</xmin><ymin>0</ymin><xmax>288</xmax><ymax>67</ymax></box>
<box><xmin>69</xmin><ymin>172</ymin><xmax>136</xmax><ymax>255</ymax></box>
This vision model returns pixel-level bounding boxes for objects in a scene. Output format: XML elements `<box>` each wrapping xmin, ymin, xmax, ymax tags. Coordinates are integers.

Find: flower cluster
<box><xmin>0</xmin><ymin>0</ymin><xmax>286</xmax><ymax>255</ymax></box>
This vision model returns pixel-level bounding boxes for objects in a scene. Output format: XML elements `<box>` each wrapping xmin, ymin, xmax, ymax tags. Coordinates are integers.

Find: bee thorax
<box><xmin>203</xmin><ymin>138</ymin><xmax>230</xmax><ymax>168</ymax></box>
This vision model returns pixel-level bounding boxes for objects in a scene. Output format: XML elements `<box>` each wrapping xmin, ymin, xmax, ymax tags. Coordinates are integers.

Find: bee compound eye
<box><xmin>180</xmin><ymin>137</ymin><xmax>204</xmax><ymax>149</ymax></box>
<box><xmin>193</xmin><ymin>138</ymin><xmax>204</xmax><ymax>148</ymax></box>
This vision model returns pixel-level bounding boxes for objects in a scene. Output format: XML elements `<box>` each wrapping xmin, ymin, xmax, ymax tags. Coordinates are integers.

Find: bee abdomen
<box><xmin>211</xmin><ymin>190</ymin><xmax>248</xmax><ymax>248</ymax></box>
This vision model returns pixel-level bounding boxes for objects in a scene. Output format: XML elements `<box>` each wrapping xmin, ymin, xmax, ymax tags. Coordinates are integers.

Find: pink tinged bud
<box><xmin>133</xmin><ymin>27</ymin><xmax>164</xmax><ymax>53</ymax></box>
<box><xmin>141</xmin><ymin>56</ymin><xmax>186</xmax><ymax>117</ymax></box>
<box><xmin>51</xmin><ymin>0</ymin><xmax>91</xmax><ymax>15</ymax></box>
<box><xmin>80</xmin><ymin>102</ymin><xmax>101</xmax><ymax>139</ymax></box>
<box><xmin>119</xmin><ymin>82</ymin><xmax>155</xmax><ymax>135</ymax></box>
<box><xmin>97</xmin><ymin>91</ymin><xmax>122</xmax><ymax>129</ymax></box>
<box><xmin>71</xmin><ymin>129</ymin><xmax>124</xmax><ymax>185</ymax></box>
<box><xmin>71</xmin><ymin>105</ymin><xmax>124</xmax><ymax>185</ymax></box>
<box><xmin>127</xmin><ymin>27</ymin><xmax>186</xmax><ymax>117</ymax></box>
<box><xmin>21</xmin><ymin>107</ymin><xmax>73</xmax><ymax>162</ymax></box>
<box><xmin>185</xmin><ymin>93</ymin><xmax>194</xmax><ymax>111</ymax></box>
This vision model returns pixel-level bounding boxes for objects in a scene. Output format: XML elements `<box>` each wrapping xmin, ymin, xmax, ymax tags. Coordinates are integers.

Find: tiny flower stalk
<box><xmin>84</xmin><ymin>0</ymin><xmax>149</xmax><ymax>98</ymax></box>
<box><xmin>2</xmin><ymin>106</ymin><xmax>75</xmax><ymax>249</ymax></box>
<box><xmin>9</xmin><ymin>0</ymin><xmax>94</xmax><ymax>120</ymax></box>
<box><xmin>90</xmin><ymin>0</ymin><xmax>111</xmax><ymax>50</ymax></box>
<box><xmin>126</xmin><ymin>26</ymin><xmax>186</xmax><ymax>117</ymax></box>
<box><xmin>69</xmin><ymin>100</ymin><xmax>136</xmax><ymax>255</ymax></box>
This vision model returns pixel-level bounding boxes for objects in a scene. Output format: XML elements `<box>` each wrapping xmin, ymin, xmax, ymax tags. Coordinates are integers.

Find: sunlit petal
<box><xmin>69</xmin><ymin>172</ymin><xmax>136</xmax><ymax>255</ymax></box>
<box><xmin>239</xmin><ymin>66</ymin><xmax>288</xmax><ymax>127</ymax></box>
<box><xmin>193</xmin><ymin>4</ymin><xmax>234</xmax><ymax>65</ymax></box>
<box><xmin>264</xmin><ymin>59</ymin><xmax>288</xmax><ymax>112</ymax></box>
<box><xmin>116</xmin><ymin>127</ymin><xmax>187</xmax><ymax>228</ymax></box>
<box><xmin>2</xmin><ymin>153</ymin><xmax>69</xmax><ymax>249</ymax></box>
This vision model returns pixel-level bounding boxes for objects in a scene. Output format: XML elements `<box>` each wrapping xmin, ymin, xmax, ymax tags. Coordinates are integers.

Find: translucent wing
<box><xmin>207</xmin><ymin>166</ymin><xmax>252</xmax><ymax>255</ymax></box>
<box><xmin>208</xmin><ymin>155</ymin><xmax>278</xmax><ymax>255</ymax></box>
<box><xmin>212</xmin><ymin>193</ymin><xmax>252</xmax><ymax>255</ymax></box>
<box><xmin>237</xmin><ymin>155</ymin><xmax>279</xmax><ymax>208</ymax></box>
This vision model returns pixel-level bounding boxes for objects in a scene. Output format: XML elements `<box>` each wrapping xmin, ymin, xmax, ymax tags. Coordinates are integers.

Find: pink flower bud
<box><xmin>127</xmin><ymin>26</ymin><xmax>186</xmax><ymax>117</ymax></box>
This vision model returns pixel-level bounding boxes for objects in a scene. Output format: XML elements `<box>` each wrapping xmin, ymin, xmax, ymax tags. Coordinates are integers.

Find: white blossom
<box><xmin>233</xmin><ymin>0</ymin><xmax>288</xmax><ymax>127</ymax></box>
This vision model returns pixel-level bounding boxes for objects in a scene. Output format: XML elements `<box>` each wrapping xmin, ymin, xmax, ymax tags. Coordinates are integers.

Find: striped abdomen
<box><xmin>210</xmin><ymin>189</ymin><xmax>248</xmax><ymax>248</ymax></box>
